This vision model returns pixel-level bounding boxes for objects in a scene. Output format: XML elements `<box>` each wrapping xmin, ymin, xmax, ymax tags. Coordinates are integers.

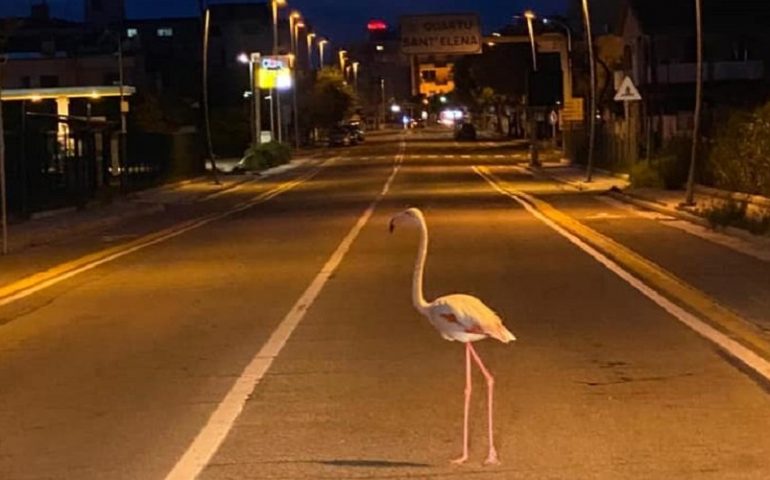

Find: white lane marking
<box><xmin>475</xmin><ymin>167</ymin><xmax>770</xmax><ymax>382</ymax></box>
<box><xmin>461</xmin><ymin>154</ymin><xmax>471</xmax><ymax>159</ymax></box>
<box><xmin>165</xmin><ymin>143</ymin><xmax>405</xmax><ymax>480</ymax></box>
<box><xmin>0</xmin><ymin>164</ymin><xmax>329</xmax><ymax>309</ymax></box>
<box><xmin>494</xmin><ymin>155</ymin><xmax>504</xmax><ymax>159</ymax></box>
<box><xmin>596</xmin><ymin>195</ymin><xmax>770</xmax><ymax>263</ymax></box>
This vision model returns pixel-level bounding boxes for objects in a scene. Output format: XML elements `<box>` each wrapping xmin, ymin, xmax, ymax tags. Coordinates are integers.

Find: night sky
<box><xmin>2</xmin><ymin>0</ymin><xmax>568</xmax><ymax>42</ymax></box>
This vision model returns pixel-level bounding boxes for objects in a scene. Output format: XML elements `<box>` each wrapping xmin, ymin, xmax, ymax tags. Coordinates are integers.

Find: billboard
<box><xmin>258</xmin><ymin>55</ymin><xmax>293</xmax><ymax>90</ymax></box>
<box><xmin>400</xmin><ymin>14</ymin><xmax>482</xmax><ymax>55</ymax></box>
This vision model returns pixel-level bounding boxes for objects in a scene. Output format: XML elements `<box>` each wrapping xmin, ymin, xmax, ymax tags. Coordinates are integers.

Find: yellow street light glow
<box><xmin>30</xmin><ymin>95</ymin><xmax>42</xmax><ymax>102</ymax></box>
<box><xmin>90</xmin><ymin>91</ymin><xmax>101</xmax><ymax>99</ymax></box>
<box><xmin>274</xmin><ymin>0</ymin><xmax>287</xmax><ymax>6</ymax></box>
<box><xmin>290</xmin><ymin>10</ymin><xmax>301</xmax><ymax>19</ymax></box>
<box><xmin>524</xmin><ymin>10</ymin><xmax>536</xmax><ymax>20</ymax></box>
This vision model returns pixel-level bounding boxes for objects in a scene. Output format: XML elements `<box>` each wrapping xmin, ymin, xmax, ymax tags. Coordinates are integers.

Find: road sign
<box><xmin>614</xmin><ymin>76</ymin><xmax>642</xmax><ymax>102</ymax></box>
<box><xmin>562</xmin><ymin>97</ymin><xmax>584</xmax><ymax>122</ymax></box>
<box><xmin>400</xmin><ymin>14</ymin><xmax>482</xmax><ymax>55</ymax></box>
<box><xmin>258</xmin><ymin>55</ymin><xmax>293</xmax><ymax>90</ymax></box>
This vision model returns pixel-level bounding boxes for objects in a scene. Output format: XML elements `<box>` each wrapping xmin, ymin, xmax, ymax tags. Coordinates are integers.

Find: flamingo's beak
<box><xmin>388</xmin><ymin>218</ymin><xmax>396</xmax><ymax>234</ymax></box>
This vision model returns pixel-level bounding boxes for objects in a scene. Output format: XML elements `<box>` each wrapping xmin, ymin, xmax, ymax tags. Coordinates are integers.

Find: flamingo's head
<box><xmin>389</xmin><ymin>208</ymin><xmax>424</xmax><ymax>234</ymax></box>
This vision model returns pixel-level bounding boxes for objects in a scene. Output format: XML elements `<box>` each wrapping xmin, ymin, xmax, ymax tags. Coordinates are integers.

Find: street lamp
<box><xmin>238</xmin><ymin>52</ymin><xmax>261</xmax><ymax>146</ymax></box>
<box><xmin>318</xmin><ymin>39</ymin><xmax>328</xmax><ymax>68</ymax></box>
<box><xmin>352</xmin><ymin>61</ymin><xmax>360</xmax><ymax>90</ymax></box>
<box><xmin>524</xmin><ymin>10</ymin><xmax>538</xmax><ymax>71</ymax></box>
<box><xmin>338</xmin><ymin>49</ymin><xmax>347</xmax><ymax>73</ymax></box>
<box><xmin>289</xmin><ymin>14</ymin><xmax>304</xmax><ymax>149</ymax></box>
<box><xmin>582</xmin><ymin>0</ymin><xmax>597</xmax><ymax>182</ymax></box>
<box><xmin>271</xmin><ymin>0</ymin><xmax>287</xmax><ymax>54</ymax></box>
<box><xmin>271</xmin><ymin>0</ymin><xmax>287</xmax><ymax>143</ymax></box>
<box><xmin>306</xmin><ymin>32</ymin><xmax>316</xmax><ymax>69</ymax></box>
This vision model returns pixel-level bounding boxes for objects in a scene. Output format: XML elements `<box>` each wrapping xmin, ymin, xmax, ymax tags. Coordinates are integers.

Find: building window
<box><xmin>157</xmin><ymin>28</ymin><xmax>174</xmax><ymax>37</ymax></box>
<box><xmin>375</xmin><ymin>45</ymin><xmax>384</xmax><ymax>52</ymax></box>
<box><xmin>127</xmin><ymin>28</ymin><xmax>138</xmax><ymax>38</ymax></box>
<box><xmin>40</xmin><ymin>75</ymin><xmax>59</xmax><ymax>88</ymax></box>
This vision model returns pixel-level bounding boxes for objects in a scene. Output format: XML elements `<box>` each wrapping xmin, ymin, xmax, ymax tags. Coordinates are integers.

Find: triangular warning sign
<box><xmin>614</xmin><ymin>76</ymin><xmax>642</xmax><ymax>102</ymax></box>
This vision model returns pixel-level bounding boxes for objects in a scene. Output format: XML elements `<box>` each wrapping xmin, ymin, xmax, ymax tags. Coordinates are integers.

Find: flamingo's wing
<box><xmin>433</xmin><ymin>294</ymin><xmax>516</xmax><ymax>343</ymax></box>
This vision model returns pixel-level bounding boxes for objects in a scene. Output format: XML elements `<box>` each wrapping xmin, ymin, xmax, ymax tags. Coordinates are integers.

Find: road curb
<box><xmin>479</xmin><ymin>167</ymin><xmax>770</xmax><ymax>368</ymax></box>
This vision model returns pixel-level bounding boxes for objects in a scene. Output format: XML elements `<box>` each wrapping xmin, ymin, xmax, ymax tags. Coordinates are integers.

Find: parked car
<box><xmin>454</xmin><ymin>123</ymin><xmax>477</xmax><ymax>141</ymax></box>
<box><xmin>343</xmin><ymin>124</ymin><xmax>365</xmax><ymax>143</ymax></box>
<box><xmin>327</xmin><ymin>127</ymin><xmax>354</xmax><ymax>147</ymax></box>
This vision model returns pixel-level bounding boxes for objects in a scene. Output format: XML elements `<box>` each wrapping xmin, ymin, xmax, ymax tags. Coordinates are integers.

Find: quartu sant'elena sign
<box><xmin>400</xmin><ymin>14</ymin><xmax>482</xmax><ymax>55</ymax></box>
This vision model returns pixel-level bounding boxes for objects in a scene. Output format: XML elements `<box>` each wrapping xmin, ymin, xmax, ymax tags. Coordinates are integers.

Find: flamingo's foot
<box><xmin>450</xmin><ymin>454</ymin><xmax>468</xmax><ymax>465</ymax></box>
<box><xmin>484</xmin><ymin>448</ymin><xmax>500</xmax><ymax>466</ymax></box>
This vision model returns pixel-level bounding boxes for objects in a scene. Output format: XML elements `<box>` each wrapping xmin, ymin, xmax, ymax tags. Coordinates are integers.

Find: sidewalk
<box><xmin>528</xmin><ymin>161</ymin><xmax>770</xmax><ymax>248</ymax></box>
<box><xmin>3</xmin><ymin>156</ymin><xmax>319</xmax><ymax>255</ymax></box>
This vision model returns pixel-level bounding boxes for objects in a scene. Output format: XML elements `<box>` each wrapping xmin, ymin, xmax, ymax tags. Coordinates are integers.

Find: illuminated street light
<box><xmin>237</xmin><ymin>53</ymin><xmax>249</xmax><ymax>64</ymax></box>
<box><xmin>524</xmin><ymin>10</ymin><xmax>538</xmax><ymax>71</ymax></box>
<box><xmin>289</xmin><ymin>11</ymin><xmax>303</xmax><ymax>149</ymax></box>
<box><xmin>338</xmin><ymin>49</ymin><xmax>347</xmax><ymax>72</ymax></box>
<box><xmin>391</xmin><ymin>104</ymin><xmax>401</xmax><ymax>113</ymax></box>
<box><xmin>318</xmin><ymin>39</ymin><xmax>328</xmax><ymax>67</ymax></box>
<box><xmin>306</xmin><ymin>32</ymin><xmax>316</xmax><ymax>69</ymax></box>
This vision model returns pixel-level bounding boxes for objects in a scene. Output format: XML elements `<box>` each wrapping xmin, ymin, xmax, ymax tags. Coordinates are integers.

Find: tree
<box><xmin>304</xmin><ymin>68</ymin><xmax>356</xmax><ymax>131</ymax></box>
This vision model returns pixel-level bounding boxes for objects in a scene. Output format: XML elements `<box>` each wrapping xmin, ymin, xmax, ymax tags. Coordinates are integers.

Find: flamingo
<box><xmin>389</xmin><ymin>208</ymin><xmax>516</xmax><ymax>465</ymax></box>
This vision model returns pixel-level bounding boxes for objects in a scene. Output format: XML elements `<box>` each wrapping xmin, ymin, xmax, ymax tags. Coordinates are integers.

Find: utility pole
<box><xmin>0</xmin><ymin>57</ymin><xmax>7</xmax><ymax>255</ymax></box>
<box><xmin>202</xmin><ymin>7</ymin><xmax>219</xmax><ymax>183</ymax></box>
<box><xmin>582</xmin><ymin>0</ymin><xmax>597</xmax><ymax>182</ymax></box>
<box><xmin>685</xmin><ymin>0</ymin><xmax>703</xmax><ymax>206</ymax></box>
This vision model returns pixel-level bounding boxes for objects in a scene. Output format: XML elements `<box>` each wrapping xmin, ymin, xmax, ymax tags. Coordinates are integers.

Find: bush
<box><xmin>239</xmin><ymin>142</ymin><xmax>292</xmax><ymax>171</ymax></box>
<box><xmin>630</xmin><ymin>161</ymin><xmax>664</xmax><ymax>188</ymax></box>
<box><xmin>702</xmin><ymin>200</ymin><xmax>770</xmax><ymax>235</ymax></box>
<box><xmin>708</xmin><ymin>103</ymin><xmax>770</xmax><ymax>196</ymax></box>
<box><xmin>658</xmin><ymin>137</ymin><xmax>692</xmax><ymax>189</ymax></box>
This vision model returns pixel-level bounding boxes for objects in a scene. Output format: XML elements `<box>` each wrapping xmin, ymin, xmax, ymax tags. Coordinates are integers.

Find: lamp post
<box><xmin>306</xmin><ymin>32</ymin><xmax>316</xmax><ymax>69</ymax></box>
<box><xmin>338</xmin><ymin>49</ymin><xmax>347</xmax><ymax>73</ymax></box>
<box><xmin>352</xmin><ymin>61</ymin><xmax>360</xmax><ymax>91</ymax></box>
<box><xmin>271</xmin><ymin>0</ymin><xmax>287</xmax><ymax>142</ymax></box>
<box><xmin>582</xmin><ymin>0</ymin><xmax>597</xmax><ymax>182</ymax></box>
<box><xmin>318</xmin><ymin>39</ymin><xmax>328</xmax><ymax>68</ymax></box>
<box><xmin>523</xmin><ymin>10</ymin><xmax>540</xmax><ymax>167</ymax></box>
<box><xmin>202</xmin><ymin>7</ymin><xmax>219</xmax><ymax>183</ymax></box>
<box><xmin>684</xmin><ymin>0</ymin><xmax>703</xmax><ymax>206</ymax></box>
<box><xmin>291</xmin><ymin>18</ymin><xmax>304</xmax><ymax>149</ymax></box>
<box><xmin>524</xmin><ymin>10</ymin><xmax>538</xmax><ymax>71</ymax></box>
<box><xmin>238</xmin><ymin>52</ymin><xmax>261</xmax><ymax>146</ymax></box>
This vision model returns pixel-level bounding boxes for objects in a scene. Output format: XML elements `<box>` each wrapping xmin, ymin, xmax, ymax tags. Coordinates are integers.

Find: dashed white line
<box><xmin>164</xmin><ymin>143</ymin><xmax>405</xmax><ymax>480</ymax></box>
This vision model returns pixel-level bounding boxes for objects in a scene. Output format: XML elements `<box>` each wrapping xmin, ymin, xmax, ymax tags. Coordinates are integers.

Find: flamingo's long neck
<box><xmin>413</xmin><ymin>216</ymin><xmax>430</xmax><ymax>314</ymax></box>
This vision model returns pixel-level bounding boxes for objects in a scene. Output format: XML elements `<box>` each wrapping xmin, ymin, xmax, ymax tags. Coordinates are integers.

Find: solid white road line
<box><xmin>164</xmin><ymin>143</ymin><xmax>405</xmax><ymax>480</ymax></box>
<box><xmin>474</xmin><ymin>167</ymin><xmax>770</xmax><ymax>382</ymax></box>
<box><xmin>595</xmin><ymin>195</ymin><xmax>770</xmax><ymax>263</ymax></box>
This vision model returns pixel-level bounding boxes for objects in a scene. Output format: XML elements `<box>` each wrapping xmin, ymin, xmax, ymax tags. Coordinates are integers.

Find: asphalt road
<box><xmin>1</xmin><ymin>130</ymin><xmax>769</xmax><ymax>479</ymax></box>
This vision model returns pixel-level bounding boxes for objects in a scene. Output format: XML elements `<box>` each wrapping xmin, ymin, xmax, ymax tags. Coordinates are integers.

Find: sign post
<box><xmin>614</xmin><ymin>76</ymin><xmax>642</xmax><ymax>165</ymax></box>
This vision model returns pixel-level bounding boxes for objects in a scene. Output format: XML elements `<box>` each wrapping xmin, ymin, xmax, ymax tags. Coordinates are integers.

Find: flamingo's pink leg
<box><xmin>468</xmin><ymin>343</ymin><xmax>499</xmax><ymax>465</ymax></box>
<box><xmin>451</xmin><ymin>343</ymin><xmax>472</xmax><ymax>465</ymax></box>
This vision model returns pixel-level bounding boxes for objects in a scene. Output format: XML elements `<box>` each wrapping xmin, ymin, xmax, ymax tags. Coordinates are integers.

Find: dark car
<box><xmin>344</xmin><ymin>124</ymin><xmax>365</xmax><ymax>143</ymax></box>
<box><xmin>327</xmin><ymin>127</ymin><xmax>354</xmax><ymax>147</ymax></box>
<box><xmin>454</xmin><ymin>123</ymin><xmax>477</xmax><ymax>141</ymax></box>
